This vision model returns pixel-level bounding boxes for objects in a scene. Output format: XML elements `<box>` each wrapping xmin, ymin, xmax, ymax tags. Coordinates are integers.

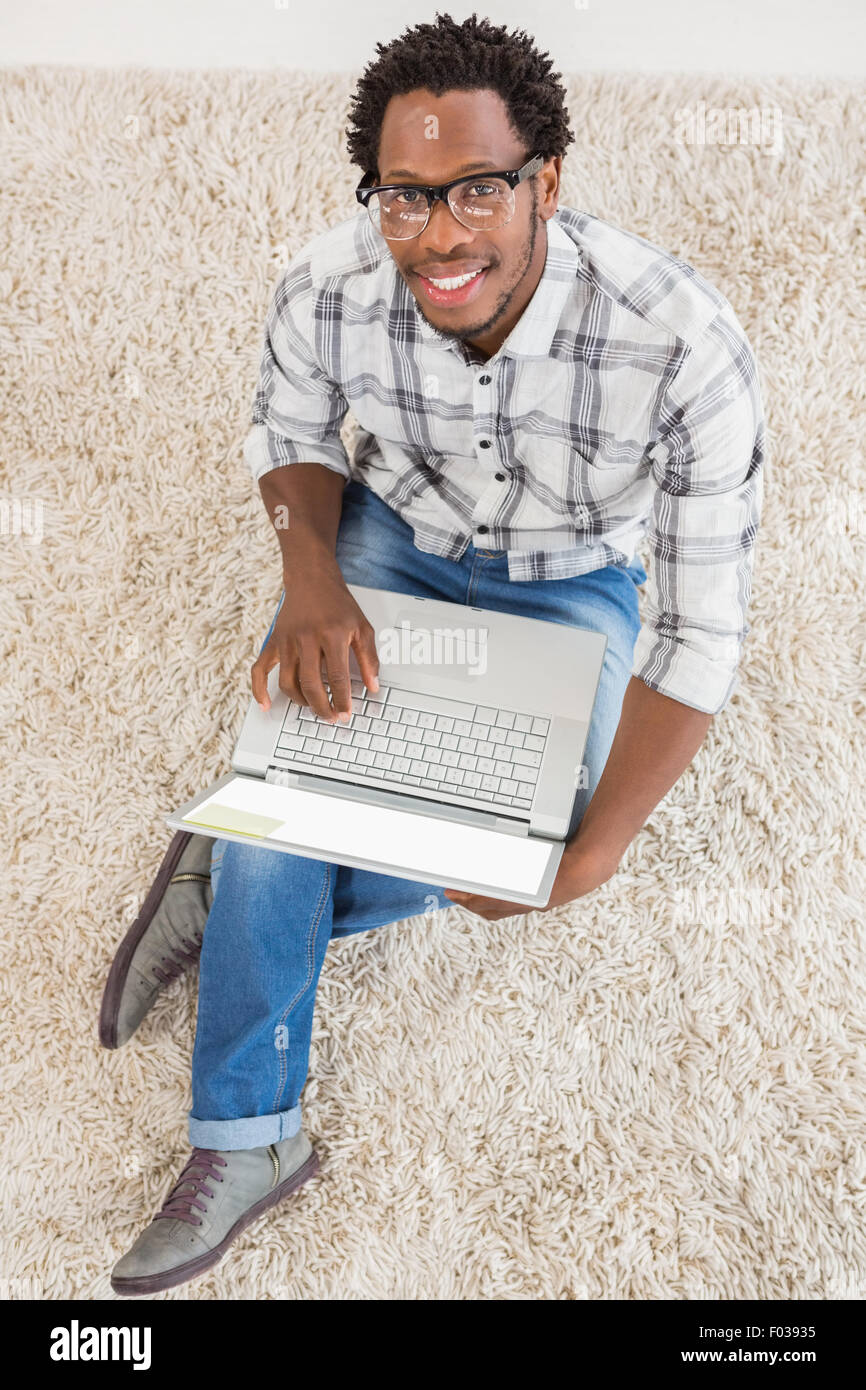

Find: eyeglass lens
<box><xmin>367</xmin><ymin>177</ymin><xmax>516</xmax><ymax>239</ymax></box>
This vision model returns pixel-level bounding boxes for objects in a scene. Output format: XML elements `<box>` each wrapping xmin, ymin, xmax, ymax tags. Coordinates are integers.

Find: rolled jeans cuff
<box><xmin>188</xmin><ymin>1102</ymin><xmax>302</xmax><ymax>1151</ymax></box>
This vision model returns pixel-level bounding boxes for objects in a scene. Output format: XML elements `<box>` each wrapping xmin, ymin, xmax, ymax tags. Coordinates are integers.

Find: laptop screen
<box><xmin>178</xmin><ymin>773</ymin><xmax>554</xmax><ymax>897</ymax></box>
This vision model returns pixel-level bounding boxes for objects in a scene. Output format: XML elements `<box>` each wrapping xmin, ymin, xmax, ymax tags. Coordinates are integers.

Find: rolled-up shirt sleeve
<box><xmin>631</xmin><ymin>306</ymin><xmax>765</xmax><ymax>715</ymax></box>
<box><xmin>242</xmin><ymin>258</ymin><xmax>351</xmax><ymax>483</ymax></box>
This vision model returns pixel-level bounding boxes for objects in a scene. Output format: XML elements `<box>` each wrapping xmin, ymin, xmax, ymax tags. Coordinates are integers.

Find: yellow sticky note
<box><xmin>182</xmin><ymin>803</ymin><xmax>284</xmax><ymax>838</ymax></box>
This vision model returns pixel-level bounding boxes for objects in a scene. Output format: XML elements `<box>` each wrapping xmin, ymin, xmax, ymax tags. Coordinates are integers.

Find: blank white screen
<box><xmin>183</xmin><ymin>775</ymin><xmax>553</xmax><ymax>894</ymax></box>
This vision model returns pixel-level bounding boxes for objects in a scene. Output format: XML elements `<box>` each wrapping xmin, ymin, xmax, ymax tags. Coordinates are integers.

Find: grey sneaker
<box><xmin>111</xmin><ymin>1129</ymin><xmax>319</xmax><ymax>1296</ymax></box>
<box><xmin>99</xmin><ymin>831</ymin><xmax>215</xmax><ymax>1049</ymax></box>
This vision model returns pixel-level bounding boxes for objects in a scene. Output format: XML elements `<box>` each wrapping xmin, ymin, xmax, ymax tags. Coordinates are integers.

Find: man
<box><xmin>102</xmin><ymin>13</ymin><xmax>764</xmax><ymax>1295</ymax></box>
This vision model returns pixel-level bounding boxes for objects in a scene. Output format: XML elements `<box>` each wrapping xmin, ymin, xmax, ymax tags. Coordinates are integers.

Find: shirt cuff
<box><xmin>243</xmin><ymin>423</ymin><xmax>351</xmax><ymax>483</ymax></box>
<box><xmin>631</xmin><ymin>625</ymin><xmax>741</xmax><ymax>715</ymax></box>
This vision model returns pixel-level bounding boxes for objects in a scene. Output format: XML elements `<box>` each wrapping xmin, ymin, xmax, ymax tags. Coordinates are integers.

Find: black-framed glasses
<box><xmin>355</xmin><ymin>152</ymin><xmax>545</xmax><ymax>240</ymax></box>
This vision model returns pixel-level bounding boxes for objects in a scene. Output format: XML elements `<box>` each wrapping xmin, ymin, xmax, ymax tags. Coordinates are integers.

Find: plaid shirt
<box><xmin>243</xmin><ymin>206</ymin><xmax>765</xmax><ymax>714</ymax></box>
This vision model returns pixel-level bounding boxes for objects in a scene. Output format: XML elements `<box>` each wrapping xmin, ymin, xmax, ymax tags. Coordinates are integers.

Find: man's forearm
<box><xmin>569</xmin><ymin>675</ymin><xmax>714</xmax><ymax>869</ymax></box>
<box><xmin>257</xmin><ymin>462</ymin><xmax>347</xmax><ymax>576</ymax></box>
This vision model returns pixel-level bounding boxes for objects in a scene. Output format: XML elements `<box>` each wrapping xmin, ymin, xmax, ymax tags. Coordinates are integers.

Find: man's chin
<box><xmin>413</xmin><ymin>297</ymin><xmax>497</xmax><ymax>343</ymax></box>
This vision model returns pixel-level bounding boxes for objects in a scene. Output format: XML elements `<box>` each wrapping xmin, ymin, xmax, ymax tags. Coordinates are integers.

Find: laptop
<box><xmin>166</xmin><ymin>584</ymin><xmax>607</xmax><ymax>908</ymax></box>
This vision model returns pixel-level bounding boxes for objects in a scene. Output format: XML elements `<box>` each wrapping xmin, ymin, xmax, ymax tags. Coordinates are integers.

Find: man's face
<box><xmin>374</xmin><ymin>88</ymin><xmax>560</xmax><ymax>355</ymax></box>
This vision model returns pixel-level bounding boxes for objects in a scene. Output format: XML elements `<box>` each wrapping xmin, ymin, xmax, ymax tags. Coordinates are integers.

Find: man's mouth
<box><xmin>414</xmin><ymin>265</ymin><xmax>491</xmax><ymax>307</ymax></box>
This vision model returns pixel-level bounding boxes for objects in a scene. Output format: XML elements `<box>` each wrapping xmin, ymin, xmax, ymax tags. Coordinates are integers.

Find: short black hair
<box><xmin>344</xmin><ymin>11</ymin><xmax>575</xmax><ymax>179</ymax></box>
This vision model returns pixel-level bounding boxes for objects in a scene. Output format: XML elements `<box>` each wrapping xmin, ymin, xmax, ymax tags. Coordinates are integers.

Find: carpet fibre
<box><xmin>1</xmin><ymin>67</ymin><xmax>865</xmax><ymax>1300</ymax></box>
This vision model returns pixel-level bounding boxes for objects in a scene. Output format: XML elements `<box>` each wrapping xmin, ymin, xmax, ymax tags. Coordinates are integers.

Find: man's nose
<box><xmin>420</xmin><ymin>195</ymin><xmax>472</xmax><ymax>251</ymax></box>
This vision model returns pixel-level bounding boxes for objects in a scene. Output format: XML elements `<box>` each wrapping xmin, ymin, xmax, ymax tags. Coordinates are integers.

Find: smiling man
<box><xmin>102</xmin><ymin>12</ymin><xmax>764</xmax><ymax>1295</ymax></box>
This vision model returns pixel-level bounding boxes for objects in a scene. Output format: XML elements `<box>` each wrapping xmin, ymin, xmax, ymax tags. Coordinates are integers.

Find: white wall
<box><xmin>1</xmin><ymin>0</ymin><xmax>865</xmax><ymax>75</ymax></box>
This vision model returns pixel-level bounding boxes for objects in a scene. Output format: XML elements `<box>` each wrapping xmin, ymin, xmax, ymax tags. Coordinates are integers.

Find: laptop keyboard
<box><xmin>271</xmin><ymin>679</ymin><xmax>549</xmax><ymax>819</ymax></box>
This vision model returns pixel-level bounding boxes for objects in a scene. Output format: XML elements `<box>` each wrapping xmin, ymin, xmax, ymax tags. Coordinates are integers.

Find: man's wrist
<box><xmin>562</xmin><ymin>833</ymin><xmax>621</xmax><ymax>884</ymax></box>
<box><xmin>280</xmin><ymin>539</ymin><xmax>340</xmax><ymax>583</ymax></box>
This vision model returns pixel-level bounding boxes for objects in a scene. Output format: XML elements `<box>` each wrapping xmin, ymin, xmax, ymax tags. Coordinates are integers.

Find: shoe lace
<box><xmin>152</xmin><ymin>929</ymin><xmax>204</xmax><ymax>984</ymax></box>
<box><xmin>154</xmin><ymin>1148</ymin><xmax>227</xmax><ymax>1226</ymax></box>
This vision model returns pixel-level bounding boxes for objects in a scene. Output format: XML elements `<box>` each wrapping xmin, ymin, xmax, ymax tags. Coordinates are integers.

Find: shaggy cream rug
<box><xmin>1</xmin><ymin>66</ymin><xmax>865</xmax><ymax>1302</ymax></box>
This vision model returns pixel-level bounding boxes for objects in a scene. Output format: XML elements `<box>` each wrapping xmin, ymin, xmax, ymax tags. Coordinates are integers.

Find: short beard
<box><xmin>413</xmin><ymin>182</ymin><xmax>540</xmax><ymax>346</ymax></box>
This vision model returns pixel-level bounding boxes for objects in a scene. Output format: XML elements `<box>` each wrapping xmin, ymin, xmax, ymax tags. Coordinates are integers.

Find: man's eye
<box><xmin>466</xmin><ymin>182</ymin><xmax>497</xmax><ymax>197</ymax></box>
<box><xmin>394</xmin><ymin>189</ymin><xmax>423</xmax><ymax>206</ymax></box>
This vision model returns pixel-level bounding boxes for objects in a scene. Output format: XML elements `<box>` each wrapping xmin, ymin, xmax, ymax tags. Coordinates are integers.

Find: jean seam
<box><xmin>270</xmin><ymin>863</ymin><xmax>332</xmax><ymax>1116</ymax></box>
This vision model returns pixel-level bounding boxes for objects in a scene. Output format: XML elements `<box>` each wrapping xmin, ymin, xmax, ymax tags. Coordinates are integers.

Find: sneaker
<box><xmin>99</xmin><ymin>831</ymin><xmax>215</xmax><ymax>1049</ymax></box>
<box><xmin>110</xmin><ymin>1129</ymin><xmax>319</xmax><ymax>1296</ymax></box>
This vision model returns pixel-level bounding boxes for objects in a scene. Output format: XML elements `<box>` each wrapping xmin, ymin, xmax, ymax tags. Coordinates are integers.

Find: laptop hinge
<box><xmin>265</xmin><ymin>764</ymin><xmax>530</xmax><ymax>836</ymax></box>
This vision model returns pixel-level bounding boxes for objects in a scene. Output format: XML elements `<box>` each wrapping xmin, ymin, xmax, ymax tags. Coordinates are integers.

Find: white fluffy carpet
<box><xmin>2</xmin><ymin>67</ymin><xmax>865</xmax><ymax>1301</ymax></box>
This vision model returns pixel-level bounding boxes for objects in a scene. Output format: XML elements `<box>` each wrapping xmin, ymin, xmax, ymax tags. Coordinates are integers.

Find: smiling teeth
<box><xmin>427</xmin><ymin>269</ymin><xmax>484</xmax><ymax>290</ymax></box>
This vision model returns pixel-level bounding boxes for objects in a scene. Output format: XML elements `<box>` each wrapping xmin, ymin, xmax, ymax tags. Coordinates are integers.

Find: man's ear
<box><xmin>540</xmin><ymin>155</ymin><xmax>562</xmax><ymax>217</ymax></box>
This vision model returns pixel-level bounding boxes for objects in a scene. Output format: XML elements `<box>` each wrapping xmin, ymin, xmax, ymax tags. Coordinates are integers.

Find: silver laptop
<box><xmin>167</xmin><ymin>584</ymin><xmax>607</xmax><ymax>908</ymax></box>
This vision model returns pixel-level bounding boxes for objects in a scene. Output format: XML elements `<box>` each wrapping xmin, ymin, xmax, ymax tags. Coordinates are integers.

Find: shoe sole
<box><xmin>110</xmin><ymin>1147</ymin><xmax>320</xmax><ymax>1297</ymax></box>
<box><xmin>98</xmin><ymin>830</ymin><xmax>194</xmax><ymax>1050</ymax></box>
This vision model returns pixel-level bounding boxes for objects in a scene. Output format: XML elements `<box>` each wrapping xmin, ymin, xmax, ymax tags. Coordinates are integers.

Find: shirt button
<box><xmin>479</xmin><ymin>374</ymin><xmax>491</xmax><ymax>385</ymax></box>
<box><xmin>494</xmin><ymin>472</ymin><xmax>506</xmax><ymax>481</ymax></box>
<box><xmin>479</xmin><ymin>439</ymin><xmax>491</xmax><ymax>449</ymax></box>
<box><xmin>477</xmin><ymin>524</ymin><xmax>489</xmax><ymax>534</ymax></box>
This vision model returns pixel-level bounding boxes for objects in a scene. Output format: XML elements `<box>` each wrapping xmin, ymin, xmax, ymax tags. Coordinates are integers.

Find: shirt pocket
<box><xmin>517</xmin><ymin>434</ymin><xmax>600</xmax><ymax>520</ymax></box>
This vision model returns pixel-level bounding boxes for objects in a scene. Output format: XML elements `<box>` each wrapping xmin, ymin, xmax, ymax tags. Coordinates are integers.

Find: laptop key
<box><xmin>496</xmin><ymin>711</ymin><xmax>515</xmax><ymax>729</ymax></box>
<box><xmin>514</xmin><ymin>714</ymin><xmax>533</xmax><ymax>733</ymax></box>
<box><xmin>278</xmin><ymin>733</ymin><xmax>305</xmax><ymax>751</ymax></box>
<box><xmin>476</xmin><ymin>706</ymin><xmax>497</xmax><ymax>723</ymax></box>
<box><xmin>531</xmin><ymin>716</ymin><xmax>549</xmax><ymax>736</ymax></box>
<box><xmin>512</xmin><ymin>747</ymin><xmax>542</xmax><ymax>769</ymax></box>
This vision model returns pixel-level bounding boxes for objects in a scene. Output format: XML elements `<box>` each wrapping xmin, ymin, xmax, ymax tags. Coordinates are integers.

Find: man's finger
<box><xmin>251</xmin><ymin>640</ymin><xmax>279</xmax><ymax>712</ymax></box>
<box><xmin>321</xmin><ymin>639</ymin><xmax>353</xmax><ymax>723</ymax></box>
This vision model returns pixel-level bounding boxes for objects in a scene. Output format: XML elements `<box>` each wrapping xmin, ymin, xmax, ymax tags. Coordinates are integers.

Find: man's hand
<box><xmin>442</xmin><ymin>842</ymin><xmax>618</xmax><ymax>921</ymax></box>
<box><xmin>251</xmin><ymin>558</ymin><xmax>380</xmax><ymax>723</ymax></box>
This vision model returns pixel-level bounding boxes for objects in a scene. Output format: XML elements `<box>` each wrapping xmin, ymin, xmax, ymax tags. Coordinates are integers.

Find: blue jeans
<box><xmin>188</xmin><ymin>479</ymin><xmax>647</xmax><ymax>1149</ymax></box>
